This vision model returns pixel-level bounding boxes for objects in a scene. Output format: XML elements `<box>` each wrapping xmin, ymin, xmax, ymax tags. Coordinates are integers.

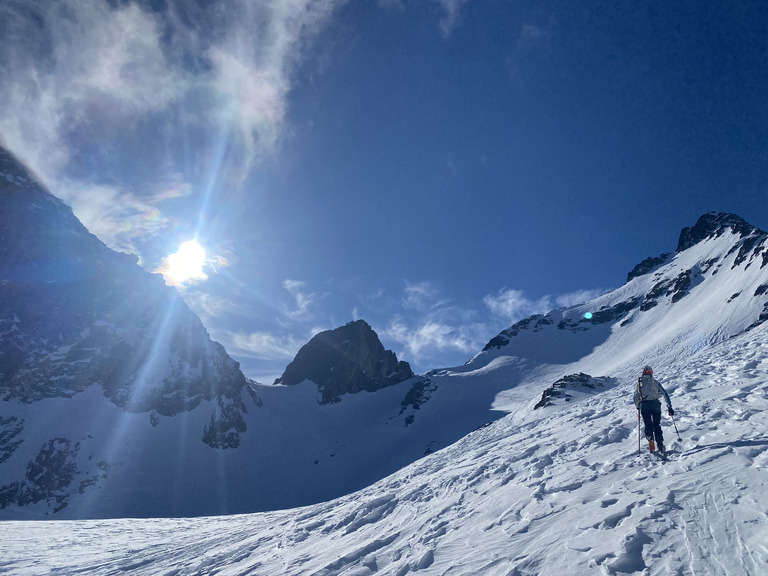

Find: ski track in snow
<box><xmin>2</xmin><ymin>326</ymin><xmax>768</xmax><ymax>575</ymax></box>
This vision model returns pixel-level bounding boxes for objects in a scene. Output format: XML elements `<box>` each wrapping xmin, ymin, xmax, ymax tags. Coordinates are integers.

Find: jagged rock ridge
<box><xmin>275</xmin><ymin>320</ymin><xmax>414</xmax><ymax>404</ymax></box>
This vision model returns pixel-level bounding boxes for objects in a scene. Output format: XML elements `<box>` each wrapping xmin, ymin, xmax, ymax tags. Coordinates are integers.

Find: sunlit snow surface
<box><xmin>3</xmin><ymin>323</ymin><xmax>768</xmax><ymax>575</ymax></box>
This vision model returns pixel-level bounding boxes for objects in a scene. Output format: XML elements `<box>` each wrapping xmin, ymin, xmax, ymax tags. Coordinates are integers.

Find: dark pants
<box><xmin>640</xmin><ymin>400</ymin><xmax>664</xmax><ymax>446</ymax></box>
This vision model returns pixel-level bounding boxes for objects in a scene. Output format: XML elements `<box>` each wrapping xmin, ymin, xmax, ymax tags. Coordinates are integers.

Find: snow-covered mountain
<box><xmin>3</xmin><ymin>214</ymin><xmax>768</xmax><ymax>573</ymax></box>
<box><xmin>2</xmin><ymin>136</ymin><xmax>768</xmax><ymax>568</ymax></box>
<box><xmin>0</xmin><ymin>145</ymin><xmax>509</xmax><ymax>519</ymax></box>
<box><xmin>0</xmin><ymin>145</ymin><xmax>257</xmax><ymax>511</ymax></box>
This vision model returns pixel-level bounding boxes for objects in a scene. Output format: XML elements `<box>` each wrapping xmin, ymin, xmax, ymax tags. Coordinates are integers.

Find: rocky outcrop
<box><xmin>275</xmin><ymin>320</ymin><xmax>414</xmax><ymax>404</ymax></box>
<box><xmin>482</xmin><ymin>314</ymin><xmax>553</xmax><ymax>350</ymax></box>
<box><xmin>626</xmin><ymin>254</ymin><xmax>672</xmax><ymax>283</ymax></box>
<box><xmin>534</xmin><ymin>373</ymin><xmax>617</xmax><ymax>409</ymax></box>
<box><xmin>398</xmin><ymin>377</ymin><xmax>437</xmax><ymax>427</ymax></box>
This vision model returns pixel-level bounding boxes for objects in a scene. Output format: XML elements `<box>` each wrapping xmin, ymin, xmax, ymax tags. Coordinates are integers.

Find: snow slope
<box><xmin>2</xmin><ymin>313</ymin><xmax>767</xmax><ymax>575</ymax></box>
<box><xmin>2</xmin><ymin>213</ymin><xmax>768</xmax><ymax>574</ymax></box>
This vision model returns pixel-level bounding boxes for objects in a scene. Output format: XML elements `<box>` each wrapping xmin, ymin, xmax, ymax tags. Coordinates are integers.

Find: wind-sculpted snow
<box><xmin>3</xmin><ymin>325</ymin><xmax>767</xmax><ymax>575</ymax></box>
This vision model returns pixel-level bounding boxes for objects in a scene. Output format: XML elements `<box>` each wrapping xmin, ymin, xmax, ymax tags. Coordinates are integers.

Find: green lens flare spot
<box><xmin>584</xmin><ymin>312</ymin><xmax>593</xmax><ymax>319</ymax></box>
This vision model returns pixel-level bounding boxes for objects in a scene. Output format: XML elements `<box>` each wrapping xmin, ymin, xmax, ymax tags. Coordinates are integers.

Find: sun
<box><xmin>161</xmin><ymin>240</ymin><xmax>208</xmax><ymax>285</ymax></box>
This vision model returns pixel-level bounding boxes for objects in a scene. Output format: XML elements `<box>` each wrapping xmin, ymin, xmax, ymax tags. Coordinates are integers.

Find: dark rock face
<box><xmin>0</xmin><ymin>438</ymin><xmax>84</xmax><ymax>513</ymax></box>
<box><xmin>0</xmin><ymin>145</ymin><xmax>249</xmax><ymax>447</ymax></box>
<box><xmin>534</xmin><ymin>373</ymin><xmax>616</xmax><ymax>409</ymax></box>
<box><xmin>398</xmin><ymin>377</ymin><xmax>437</xmax><ymax>427</ymax></box>
<box><xmin>0</xmin><ymin>416</ymin><xmax>24</xmax><ymax>464</ymax></box>
<box><xmin>640</xmin><ymin>270</ymin><xmax>696</xmax><ymax>311</ymax></box>
<box><xmin>275</xmin><ymin>320</ymin><xmax>414</xmax><ymax>404</ymax></box>
<box><xmin>482</xmin><ymin>315</ymin><xmax>553</xmax><ymax>351</ymax></box>
<box><xmin>558</xmin><ymin>298</ymin><xmax>640</xmax><ymax>332</ymax></box>
<box><xmin>626</xmin><ymin>254</ymin><xmax>671</xmax><ymax>283</ymax></box>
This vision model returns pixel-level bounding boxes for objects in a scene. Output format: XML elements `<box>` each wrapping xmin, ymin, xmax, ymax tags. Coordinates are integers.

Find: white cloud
<box><xmin>402</xmin><ymin>280</ymin><xmax>452</xmax><ymax>311</ymax></box>
<box><xmin>283</xmin><ymin>279</ymin><xmax>318</xmax><ymax>320</ymax></box>
<box><xmin>434</xmin><ymin>0</ymin><xmax>471</xmax><ymax>37</ymax></box>
<box><xmin>484</xmin><ymin>286</ymin><xmax>609</xmax><ymax>322</ymax></box>
<box><xmin>55</xmin><ymin>180</ymin><xmax>175</xmax><ymax>259</ymax></box>
<box><xmin>228</xmin><ymin>331</ymin><xmax>303</xmax><ymax>362</ymax></box>
<box><xmin>483</xmin><ymin>288</ymin><xmax>552</xmax><ymax>321</ymax></box>
<box><xmin>0</xmin><ymin>0</ymin><xmax>343</xmax><ymax>253</ymax></box>
<box><xmin>183</xmin><ymin>292</ymin><xmax>240</xmax><ymax>323</ymax></box>
<box><xmin>385</xmin><ymin>317</ymin><xmax>480</xmax><ymax>360</ymax></box>
<box><xmin>555</xmin><ymin>288</ymin><xmax>608</xmax><ymax>308</ymax></box>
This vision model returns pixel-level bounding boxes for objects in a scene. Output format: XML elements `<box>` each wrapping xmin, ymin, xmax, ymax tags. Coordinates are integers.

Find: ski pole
<box><xmin>637</xmin><ymin>410</ymin><xmax>641</xmax><ymax>455</ymax></box>
<box><xmin>671</xmin><ymin>412</ymin><xmax>682</xmax><ymax>442</ymax></box>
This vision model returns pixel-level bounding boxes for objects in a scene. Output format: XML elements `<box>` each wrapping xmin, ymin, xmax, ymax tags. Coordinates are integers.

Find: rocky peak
<box><xmin>275</xmin><ymin>320</ymin><xmax>414</xmax><ymax>404</ymax></box>
<box><xmin>676</xmin><ymin>212</ymin><xmax>764</xmax><ymax>252</ymax></box>
<box><xmin>626</xmin><ymin>212</ymin><xmax>765</xmax><ymax>283</ymax></box>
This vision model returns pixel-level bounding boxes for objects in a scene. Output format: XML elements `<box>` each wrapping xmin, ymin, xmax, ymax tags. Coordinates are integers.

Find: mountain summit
<box><xmin>275</xmin><ymin>320</ymin><xmax>414</xmax><ymax>404</ymax></box>
<box><xmin>676</xmin><ymin>211</ymin><xmax>765</xmax><ymax>252</ymax></box>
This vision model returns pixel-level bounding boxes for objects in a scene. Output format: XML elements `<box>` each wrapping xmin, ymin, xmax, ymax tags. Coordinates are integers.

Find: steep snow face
<box><xmin>3</xmin><ymin>313</ymin><xmax>767</xmax><ymax>575</ymax></box>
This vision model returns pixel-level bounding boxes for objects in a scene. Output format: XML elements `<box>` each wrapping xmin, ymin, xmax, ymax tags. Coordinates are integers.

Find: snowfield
<box><xmin>2</xmin><ymin>321</ymin><xmax>767</xmax><ymax>575</ymax></box>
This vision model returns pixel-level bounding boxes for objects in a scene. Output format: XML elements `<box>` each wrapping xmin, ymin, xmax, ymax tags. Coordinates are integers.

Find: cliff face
<box><xmin>275</xmin><ymin>320</ymin><xmax>414</xmax><ymax>404</ymax></box>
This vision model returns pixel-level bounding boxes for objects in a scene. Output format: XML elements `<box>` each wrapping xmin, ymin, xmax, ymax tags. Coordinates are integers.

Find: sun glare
<box><xmin>162</xmin><ymin>240</ymin><xmax>208</xmax><ymax>285</ymax></box>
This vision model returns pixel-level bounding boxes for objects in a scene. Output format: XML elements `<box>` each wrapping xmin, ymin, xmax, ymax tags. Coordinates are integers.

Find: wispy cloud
<box><xmin>555</xmin><ymin>288</ymin><xmax>608</xmax><ymax>308</ymax></box>
<box><xmin>0</xmin><ymin>0</ymin><xmax>343</xmax><ymax>255</ymax></box>
<box><xmin>183</xmin><ymin>292</ymin><xmax>242</xmax><ymax>323</ymax></box>
<box><xmin>402</xmin><ymin>280</ymin><xmax>452</xmax><ymax>311</ymax></box>
<box><xmin>483</xmin><ymin>288</ymin><xmax>552</xmax><ymax>321</ymax></box>
<box><xmin>483</xmin><ymin>286</ymin><xmax>608</xmax><ymax>322</ymax></box>
<box><xmin>385</xmin><ymin>317</ymin><xmax>482</xmax><ymax>360</ymax></box>
<box><xmin>283</xmin><ymin>279</ymin><xmax>319</xmax><ymax>321</ymax></box>
<box><xmin>434</xmin><ymin>0</ymin><xmax>471</xmax><ymax>37</ymax></box>
<box><xmin>381</xmin><ymin>280</ymin><xmax>488</xmax><ymax>367</ymax></box>
<box><xmin>228</xmin><ymin>331</ymin><xmax>304</xmax><ymax>362</ymax></box>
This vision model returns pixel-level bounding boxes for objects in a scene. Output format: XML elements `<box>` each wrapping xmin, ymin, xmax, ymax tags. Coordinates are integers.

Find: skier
<box><xmin>634</xmin><ymin>365</ymin><xmax>674</xmax><ymax>454</ymax></box>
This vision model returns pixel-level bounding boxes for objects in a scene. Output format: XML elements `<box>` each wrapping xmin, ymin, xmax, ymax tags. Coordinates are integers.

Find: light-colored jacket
<box><xmin>634</xmin><ymin>374</ymin><xmax>672</xmax><ymax>410</ymax></box>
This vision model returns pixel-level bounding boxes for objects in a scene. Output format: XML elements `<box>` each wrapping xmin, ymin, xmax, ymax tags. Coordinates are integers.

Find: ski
<box><xmin>651</xmin><ymin>449</ymin><xmax>674</xmax><ymax>461</ymax></box>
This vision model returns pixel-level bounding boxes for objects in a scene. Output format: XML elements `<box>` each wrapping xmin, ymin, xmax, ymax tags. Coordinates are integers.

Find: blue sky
<box><xmin>1</xmin><ymin>0</ymin><xmax>767</xmax><ymax>382</ymax></box>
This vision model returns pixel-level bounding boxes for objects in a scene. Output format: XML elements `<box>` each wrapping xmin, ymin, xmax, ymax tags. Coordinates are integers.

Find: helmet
<box><xmin>642</xmin><ymin>365</ymin><xmax>653</xmax><ymax>375</ymax></box>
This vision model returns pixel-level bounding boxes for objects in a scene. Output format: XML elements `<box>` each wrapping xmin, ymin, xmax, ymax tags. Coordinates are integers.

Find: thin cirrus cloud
<box><xmin>384</xmin><ymin>283</ymin><xmax>608</xmax><ymax>369</ymax></box>
<box><xmin>228</xmin><ymin>331</ymin><xmax>304</xmax><ymax>362</ymax></box>
<box><xmin>402</xmin><ymin>280</ymin><xmax>452</xmax><ymax>311</ymax></box>
<box><xmin>385</xmin><ymin>317</ymin><xmax>484</xmax><ymax>360</ymax></box>
<box><xmin>282</xmin><ymin>279</ymin><xmax>320</xmax><ymax>321</ymax></box>
<box><xmin>482</xmin><ymin>287</ymin><xmax>608</xmax><ymax>322</ymax></box>
<box><xmin>433</xmin><ymin>0</ymin><xmax>471</xmax><ymax>37</ymax></box>
<box><xmin>0</xmin><ymin>0</ymin><xmax>343</xmax><ymax>256</ymax></box>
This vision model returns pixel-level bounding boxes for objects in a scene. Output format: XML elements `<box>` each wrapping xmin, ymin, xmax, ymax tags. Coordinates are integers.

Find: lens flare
<box><xmin>160</xmin><ymin>240</ymin><xmax>207</xmax><ymax>285</ymax></box>
<box><xmin>584</xmin><ymin>312</ymin><xmax>593</xmax><ymax>319</ymax></box>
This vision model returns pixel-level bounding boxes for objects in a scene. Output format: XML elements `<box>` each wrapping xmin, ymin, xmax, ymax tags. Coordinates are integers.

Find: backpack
<box><xmin>637</xmin><ymin>374</ymin><xmax>660</xmax><ymax>401</ymax></box>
